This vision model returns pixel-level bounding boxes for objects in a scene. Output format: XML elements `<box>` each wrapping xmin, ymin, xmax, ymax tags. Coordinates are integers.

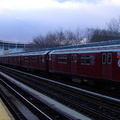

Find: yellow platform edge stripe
<box><xmin>0</xmin><ymin>99</ymin><xmax>14</xmax><ymax>120</ymax></box>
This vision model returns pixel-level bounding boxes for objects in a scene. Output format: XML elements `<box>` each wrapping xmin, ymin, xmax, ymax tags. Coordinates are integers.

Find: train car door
<box><xmin>71</xmin><ymin>54</ymin><xmax>77</xmax><ymax>74</ymax></box>
<box><xmin>102</xmin><ymin>52</ymin><xmax>112</xmax><ymax>79</ymax></box>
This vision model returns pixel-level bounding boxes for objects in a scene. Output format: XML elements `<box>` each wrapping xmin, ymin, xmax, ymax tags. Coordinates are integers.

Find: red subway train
<box><xmin>0</xmin><ymin>44</ymin><xmax>120</xmax><ymax>89</ymax></box>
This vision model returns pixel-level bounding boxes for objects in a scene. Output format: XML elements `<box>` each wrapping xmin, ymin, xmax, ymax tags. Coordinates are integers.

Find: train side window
<box><xmin>38</xmin><ymin>56</ymin><xmax>42</xmax><ymax>61</ymax></box>
<box><xmin>41</xmin><ymin>55</ymin><xmax>46</xmax><ymax>63</ymax></box>
<box><xmin>74</xmin><ymin>54</ymin><xmax>77</xmax><ymax>62</ymax></box>
<box><xmin>81</xmin><ymin>55</ymin><xmax>95</xmax><ymax>65</ymax></box>
<box><xmin>86</xmin><ymin>56</ymin><xmax>90</xmax><ymax>64</ymax></box>
<box><xmin>58</xmin><ymin>56</ymin><xmax>67</xmax><ymax>63</ymax></box>
<box><xmin>81</xmin><ymin>56</ymin><xmax>86</xmax><ymax>64</ymax></box>
<box><xmin>14</xmin><ymin>57</ymin><xmax>16</xmax><ymax>61</ymax></box>
<box><xmin>52</xmin><ymin>55</ymin><xmax>56</xmax><ymax>62</ymax></box>
<box><xmin>17</xmin><ymin>57</ymin><xmax>20</xmax><ymax>61</ymax></box>
<box><xmin>71</xmin><ymin>54</ymin><xmax>74</xmax><ymax>62</ymax></box>
<box><xmin>90</xmin><ymin>56</ymin><xmax>95</xmax><ymax>65</ymax></box>
<box><xmin>42</xmin><ymin>55</ymin><xmax>45</xmax><ymax>62</ymax></box>
<box><xmin>107</xmin><ymin>53</ymin><xmax>112</xmax><ymax>64</ymax></box>
<box><xmin>71</xmin><ymin>54</ymin><xmax>77</xmax><ymax>62</ymax></box>
<box><xmin>58</xmin><ymin>56</ymin><xmax>60</xmax><ymax>62</ymax></box>
<box><xmin>25</xmin><ymin>56</ymin><xmax>29</xmax><ymax>61</ymax></box>
<box><xmin>31</xmin><ymin>56</ymin><xmax>37</xmax><ymax>62</ymax></box>
<box><xmin>12</xmin><ymin>57</ymin><xmax>14</xmax><ymax>61</ymax></box>
<box><xmin>102</xmin><ymin>54</ymin><xmax>106</xmax><ymax>64</ymax></box>
<box><xmin>63</xmin><ymin>56</ymin><xmax>67</xmax><ymax>63</ymax></box>
<box><xmin>21</xmin><ymin>57</ymin><xmax>23</xmax><ymax>61</ymax></box>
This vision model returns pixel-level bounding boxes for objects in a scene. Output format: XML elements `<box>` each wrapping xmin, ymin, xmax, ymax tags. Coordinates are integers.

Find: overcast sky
<box><xmin>0</xmin><ymin>0</ymin><xmax>120</xmax><ymax>43</ymax></box>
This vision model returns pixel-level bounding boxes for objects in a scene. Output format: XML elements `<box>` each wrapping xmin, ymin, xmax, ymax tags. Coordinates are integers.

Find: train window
<box><xmin>42</xmin><ymin>55</ymin><xmax>44</xmax><ymax>62</ymax></box>
<box><xmin>102</xmin><ymin>54</ymin><xmax>106</xmax><ymax>64</ymax></box>
<box><xmin>81</xmin><ymin>56</ymin><xmax>86</xmax><ymax>64</ymax></box>
<box><xmin>42</xmin><ymin>55</ymin><xmax>46</xmax><ymax>63</ymax></box>
<box><xmin>74</xmin><ymin>54</ymin><xmax>77</xmax><ymax>62</ymax></box>
<box><xmin>38</xmin><ymin>56</ymin><xmax>42</xmax><ymax>61</ymax></box>
<box><xmin>21</xmin><ymin>57</ymin><xmax>23</xmax><ymax>61</ymax></box>
<box><xmin>63</xmin><ymin>56</ymin><xmax>67</xmax><ymax>63</ymax></box>
<box><xmin>71</xmin><ymin>55</ymin><xmax>74</xmax><ymax>62</ymax></box>
<box><xmin>25</xmin><ymin>57</ymin><xmax>29</xmax><ymax>61</ymax></box>
<box><xmin>12</xmin><ymin>57</ymin><xmax>14</xmax><ymax>61</ymax></box>
<box><xmin>31</xmin><ymin>56</ymin><xmax>37</xmax><ymax>62</ymax></box>
<box><xmin>81</xmin><ymin>55</ymin><xmax>95</xmax><ymax>65</ymax></box>
<box><xmin>58</xmin><ymin>56</ymin><xmax>60</xmax><ymax>62</ymax></box>
<box><xmin>86</xmin><ymin>56</ymin><xmax>90</xmax><ymax>64</ymax></box>
<box><xmin>90</xmin><ymin>56</ymin><xmax>95</xmax><ymax>65</ymax></box>
<box><xmin>18</xmin><ymin>57</ymin><xmax>20</xmax><ymax>61</ymax></box>
<box><xmin>58</xmin><ymin>56</ymin><xmax>67</xmax><ymax>63</ymax></box>
<box><xmin>71</xmin><ymin>54</ymin><xmax>77</xmax><ymax>62</ymax></box>
<box><xmin>14</xmin><ymin>57</ymin><xmax>16</xmax><ymax>61</ymax></box>
<box><xmin>52</xmin><ymin>55</ymin><xmax>56</xmax><ymax>62</ymax></box>
<box><xmin>107</xmin><ymin>53</ymin><xmax>112</xmax><ymax>64</ymax></box>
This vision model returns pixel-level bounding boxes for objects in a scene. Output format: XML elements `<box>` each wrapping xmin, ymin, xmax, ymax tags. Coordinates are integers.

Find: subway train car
<box><xmin>0</xmin><ymin>44</ymin><xmax>120</xmax><ymax>89</ymax></box>
<box><xmin>9</xmin><ymin>53</ymin><xmax>21</xmax><ymax>67</ymax></box>
<box><xmin>20</xmin><ymin>50</ymin><xmax>50</xmax><ymax>71</ymax></box>
<box><xmin>0</xmin><ymin>50</ymin><xmax>50</xmax><ymax>72</ymax></box>
<box><xmin>49</xmin><ymin>45</ymin><xmax>120</xmax><ymax>88</ymax></box>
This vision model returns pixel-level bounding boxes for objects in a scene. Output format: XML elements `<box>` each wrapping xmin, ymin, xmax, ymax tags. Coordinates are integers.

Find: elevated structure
<box><xmin>0</xmin><ymin>40</ymin><xmax>26</xmax><ymax>55</ymax></box>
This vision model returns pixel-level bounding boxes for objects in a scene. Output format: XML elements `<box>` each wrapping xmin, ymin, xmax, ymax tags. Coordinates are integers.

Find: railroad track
<box><xmin>0</xmin><ymin>84</ymin><xmax>27</xmax><ymax>120</ymax></box>
<box><xmin>0</xmin><ymin>65</ymin><xmax>120</xmax><ymax>120</ymax></box>
<box><xmin>0</xmin><ymin>78</ymin><xmax>70</xmax><ymax>120</ymax></box>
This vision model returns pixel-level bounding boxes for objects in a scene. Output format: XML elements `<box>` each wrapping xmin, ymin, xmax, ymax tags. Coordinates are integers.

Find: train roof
<box><xmin>47</xmin><ymin>39</ymin><xmax>120</xmax><ymax>50</ymax></box>
<box><xmin>21</xmin><ymin>50</ymin><xmax>49</xmax><ymax>56</ymax></box>
<box><xmin>0</xmin><ymin>50</ymin><xmax>50</xmax><ymax>57</ymax></box>
<box><xmin>22</xmin><ymin>40</ymin><xmax>120</xmax><ymax>52</ymax></box>
<box><xmin>49</xmin><ymin>44</ymin><xmax>120</xmax><ymax>54</ymax></box>
<box><xmin>1</xmin><ymin>40</ymin><xmax>120</xmax><ymax>56</ymax></box>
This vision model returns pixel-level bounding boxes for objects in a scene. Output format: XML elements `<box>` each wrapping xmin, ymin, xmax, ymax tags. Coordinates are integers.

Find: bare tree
<box><xmin>56</xmin><ymin>29</ymin><xmax>66</xmax><ymax>42</ymax></box>
<box><xmin>107</xmin><ymin>17</ymin><xmax>120</xmax><ymax>34</ymax></box>
<box><xmin>84</xmin><ymin>28</ymin><xmax>95</xmax><ymax>43</ymax></box>
<box><xmin>75</xmin><ymin>28</ymin><xmax>85</xmax><ymax>43</ymax></box>
<box><xmin>28</xmin><ymin>27</ymin><xmax>117</xmax><ymax>51</ymax></box>
<box><xmin>33</xmin><ymin>34</ymin><xmax>46</xmax><ymax>49</ymax></box>
<box><xmin>86</xmin><ymin>28</ymin><xmax>120</xmax><ymax>43</ymax></box>
<box><xmin>30</xmin><ymin>28</ymin><xmax>85</xmax><ymax>50</ymax></box>
<box><xmin>45</xmin><ymin>32</ymin><xmax>59</xmax><ymax>48</ymax></box>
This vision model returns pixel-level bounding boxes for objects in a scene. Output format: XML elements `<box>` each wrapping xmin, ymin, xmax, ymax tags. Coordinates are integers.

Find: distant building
<box><xmin>0</xmin><ymin>40</ymin><xmax>27</xmax><ymax>55</ymax></box>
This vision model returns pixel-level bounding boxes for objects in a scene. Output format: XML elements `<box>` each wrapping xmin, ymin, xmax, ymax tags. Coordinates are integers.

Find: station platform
<box><xmin>0</xmin><ymin>98</ymin><xmax>14</xmax><ymax>120</ymax></box>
